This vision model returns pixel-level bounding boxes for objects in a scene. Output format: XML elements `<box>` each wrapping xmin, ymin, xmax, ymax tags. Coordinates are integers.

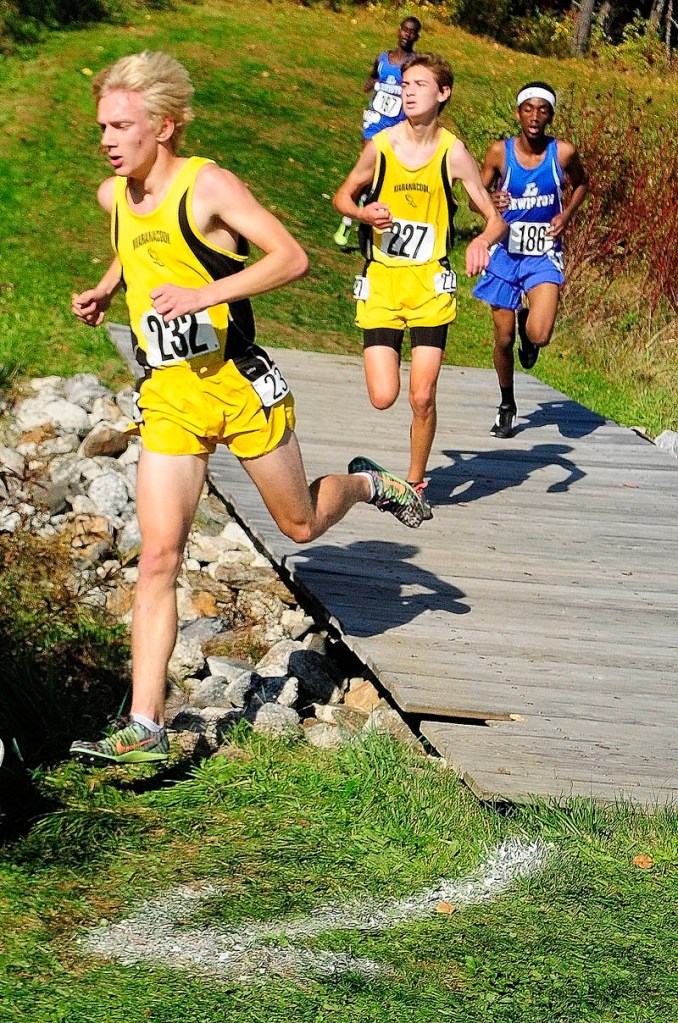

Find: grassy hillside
<box><xmin>0</xmin><ymin>1</ymin><xmax>676</xmax><ymax>429</ymax></box>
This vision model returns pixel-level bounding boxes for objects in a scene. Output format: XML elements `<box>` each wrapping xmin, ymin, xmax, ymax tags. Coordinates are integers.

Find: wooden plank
<box><xmin>107</xmin><ymin>328</ymin><xmax>678</xmax><ymax>807</ymax></box>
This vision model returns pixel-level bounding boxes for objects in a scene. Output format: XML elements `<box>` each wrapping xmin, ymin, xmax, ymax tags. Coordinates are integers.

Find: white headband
<box><xmin>516</xmin><ymin>87</ymin><xmax>556</xmax><ymax>110</ymax></box>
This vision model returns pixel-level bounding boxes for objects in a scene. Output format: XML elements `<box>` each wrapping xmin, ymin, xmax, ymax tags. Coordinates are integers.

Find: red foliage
<box><xmin>557</xmin><ymin>90</ymin><xmax>678</xmax><ymax>312</ymax></box>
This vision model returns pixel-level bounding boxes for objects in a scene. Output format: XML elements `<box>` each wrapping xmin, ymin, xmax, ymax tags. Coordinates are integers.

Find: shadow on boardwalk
<box><xmin>428</xmin><ymin>443</ymin><xmax>586</xmax><ymax>507</ymax></box>
<box><xmin>517</xmin><ymin>398</ymin><xmax>607</xmax><ymax>439</ymax></box>
<box><xmin>290</xmin><ymin>540</ymin><xmax>470</xmax><ymax>638</ymax></box>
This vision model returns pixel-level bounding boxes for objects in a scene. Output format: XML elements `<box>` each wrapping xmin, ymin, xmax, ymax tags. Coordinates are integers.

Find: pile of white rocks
<box><xmin>0</xmin><ymin>373</ymin><xmax>420</xmax><ymax>758</ymax></box>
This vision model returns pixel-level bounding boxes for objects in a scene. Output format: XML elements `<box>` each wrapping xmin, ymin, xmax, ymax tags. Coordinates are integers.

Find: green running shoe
<box><xmin>349</xmin><ymin>456</ymin><xmax>426</xmax><ymax>529</ymax></box>
<box><xmin>70</xmin><ymin>718</ymin><xmax>169</xmax><ymax>764</ymax></box>
<box><xmin>333</xmin><ymin>220</ymin><xmax>352</xmax><ymax>247</ymax></box>
<box><xmin>407</xmin><ymin>479</ymin><xmax>434</xmax><ymax>521</ymax></box>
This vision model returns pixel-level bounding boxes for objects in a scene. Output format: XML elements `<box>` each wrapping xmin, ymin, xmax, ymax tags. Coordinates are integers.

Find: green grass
<box><xmin>1</xmin><ymin>733</ymin><xmax>676</xmax><ymax>1022</ymax></box>
<box><xmin>0</xmin><ymin>1</ymin><xmax>676</xmax><ymax>429</ymax></box>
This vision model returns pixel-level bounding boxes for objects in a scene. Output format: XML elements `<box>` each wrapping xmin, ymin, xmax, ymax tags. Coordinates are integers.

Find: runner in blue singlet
<box><xmin>333</xmin><ymin>16</ymin><xmax>421</xmax><ymax>247</ymax></box>
<box><xmin>472</xmin><ymin>81</ymin><xmax>588</xmax><ymax>438</ymax></box>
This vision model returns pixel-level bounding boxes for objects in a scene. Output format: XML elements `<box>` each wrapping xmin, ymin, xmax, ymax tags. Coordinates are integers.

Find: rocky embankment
<box><xmin>0</xmin><ymin>373</ymin><xmax>420</xmax><ymax>758</ymax></box>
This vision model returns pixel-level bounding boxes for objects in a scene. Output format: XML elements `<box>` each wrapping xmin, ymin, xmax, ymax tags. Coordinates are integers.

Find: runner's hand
<box><xmin>491</xmin><ymin>189</ymin><xmax>511</xmax><ymax>213</ymax></box>
<box><xmin>151</xmin><ymin>284</ymin><xmax>206</xmax><ymax>322</ymax></box>
<box><xmin>548</xmin><ymin>213</ymin><xmax>568</xmax><ymax>240</ymax></box>
<box><xmin>465</xmin><ymin>237</ymin><xmax>491</xmax><ymax>276</ymax></box>
<box><xmin>362</xmin><ymin>202</ymin><xmax>393</xmax><ymax>230</ymax></box>
<box><xmin>72</xmin><ymin>289</ymin><xmax>111</xmax><ymax>327</ymax></box>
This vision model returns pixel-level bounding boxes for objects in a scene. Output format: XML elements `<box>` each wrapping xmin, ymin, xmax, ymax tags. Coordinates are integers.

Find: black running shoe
<box><xmin>348</xmin><ymin>456</ymin><xmax>426</xmax><ymax>528</ymax></box>
<box><xmin>490</xmin><ymin>403</ymin><xmax>517</xmax><ymax>439</ymax></box>
<box><xmin>517</xmin><ymin>307</ymin><xmax>539</xmax><ymax>369</ymax></box>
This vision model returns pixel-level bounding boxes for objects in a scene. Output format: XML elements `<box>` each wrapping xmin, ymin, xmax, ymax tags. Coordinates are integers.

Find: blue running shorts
<box><xmin>473</xmin><ymin>244</ymin><xmax>564</xmax><ymax>311</ymax></box>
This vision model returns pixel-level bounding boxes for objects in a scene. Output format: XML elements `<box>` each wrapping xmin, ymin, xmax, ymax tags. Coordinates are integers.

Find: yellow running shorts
<box><xmin>356</xmin><ymin>259</ymin><xmax>457</xmax><ymax>331</ymax></box>
<box><xmin>136</xmin><ymin>354</ymin><xmax>296</xmax><ymax>459</ymax></box>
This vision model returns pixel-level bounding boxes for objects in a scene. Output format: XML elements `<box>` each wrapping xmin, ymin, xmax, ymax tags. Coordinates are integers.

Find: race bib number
<box><xmin>372</xmin><ymin>91</ymin><xmax>402</xmax><ymax>118</ymax></box>
<box><xmin>233</xmin><ymin>347</ymin><xmax>290</xmax><ymax>409</ymax></box>
<box><xmin>379</xmin><ymin>219</ymin><xmax>435</xmax><ymax>262</ymax></box>
<box><xmin>353</xmin><ymin>274</ymin><xmax>370</xmax><ymax>301</ymax></box>
<box><xmin>508</xmin><ymin>221</ymin><xmax>554</xmax><ymax>256</ymax></box>
<box><xmin>434</xmin><ymin>269</ymin><xmax>457</xmax><ymax>295</ymax></box>
<box><xmin>140</xmin><ymin>309</ymin><xmax>221</xmax><ymax>367</ymax></box>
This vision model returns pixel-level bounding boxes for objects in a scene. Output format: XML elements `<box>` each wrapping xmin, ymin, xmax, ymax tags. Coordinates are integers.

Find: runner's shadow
<box><xmin>516</xmin><ymin>399</ymin><xmax>607</xmax><ymax>439</ymax></box>
<box><xmin>427</xmin><ymin>443</ymin><xmax>585</xmax><ymax>507</ymax></box>
<box><xmin>288</xmin><ymin>539</ymin><xmax>469</xmax><ymax>638</ymax></box>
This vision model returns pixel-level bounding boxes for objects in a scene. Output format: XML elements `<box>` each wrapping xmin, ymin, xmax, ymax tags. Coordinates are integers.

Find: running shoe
<box><xmin>348</xmin><ymin>456</ymin><xmax>426</xmax><ymax>529</ymax></box>
<box><xmin>490</xmin><ymin>403</ymin><xmax>517</xmax><ymax>439</ymax></box>
<box><xmin>407</xmin><ymin>479</ymin><xmax>434</xmax><ymax>521</ymax></box>
<box><xmin>517</xmin><ymin>307</ymin><xmax>539</xmax><ymax>369</ymax></box>
<box><xmin>333</xmin><ymin>221</ymin><xmax>352</xmax><ymax>247</ymax></box>
<box><xmin>69</xmin><ymin>718</ymin><xmax>169</xmax><ymax>764</ymax></box>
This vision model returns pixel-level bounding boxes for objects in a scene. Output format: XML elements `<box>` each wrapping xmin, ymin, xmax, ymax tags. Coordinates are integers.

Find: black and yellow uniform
<box><xmin>355</xmin><ymin>128</ymin><xmax>458</xmax><ymax>339</ymax></box>
<box><xmin>112</xmin><ymin>157</ymin><xmax>294</xmax><ymax>457</ymax></box>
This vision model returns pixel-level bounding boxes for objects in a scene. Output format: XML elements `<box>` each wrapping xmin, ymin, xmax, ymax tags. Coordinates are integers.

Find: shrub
<box><xmin>558</xmin><ymin>89</ymin><xmax>678</xmax><ymax>314</ymax></box>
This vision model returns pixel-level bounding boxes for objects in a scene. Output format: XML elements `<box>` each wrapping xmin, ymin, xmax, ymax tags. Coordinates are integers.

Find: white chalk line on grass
<box><xmin>79</xmin><ymin>837</ymin><xmax>549</xmax><ymax>982</ymax></box>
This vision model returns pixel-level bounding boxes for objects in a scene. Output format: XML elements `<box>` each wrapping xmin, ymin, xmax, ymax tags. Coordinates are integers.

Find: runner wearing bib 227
<box><xmin>472</xmin><ymin>80</ymin><xmax>588</xmax><ymax>439</ymax></box>
<box><xmin>333</xmin><ymin>53</ymin><xmax>507</xmax><ymax>516</ymax></box>
<box><xmin>70</xmin><ymin>51</ymin><xmax>428</xmax><ymax>767</ymax></box>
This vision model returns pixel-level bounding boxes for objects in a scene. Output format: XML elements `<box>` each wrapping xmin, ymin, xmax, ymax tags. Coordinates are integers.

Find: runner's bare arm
<box><xmin>549</xmin><ymin>141</ymin><xmax>589</xmax><ymax>239</ymax></box>
<box><xmin>72</xmin><ymin>257</ymin><xmax>122</xmax><ymax>326</ymax></box>
<box><xmin>468</xmin><ymin>140</ymin><xmax>506</xmax><ymax>212</ymax></box>
<box><xmin>332</xmin><ymin>142</ymin><xmax>392</xmax><ymax>229</ymax></box>
<box><xmin>449</xmin><ymin>140</ymin><xmax>507</xmax><ymax>275</ymax></box>
<box><xmin>71</xmin><ymin>177</ymin><xmax>124</xmax><ymax>325</ymax></box>
<box><xmin>364</xmin><ymin>57</ymin><xmax>379</xmax><ymax>92</ymax></box>
<box><xmin>150</xmin><ymin>164</ymin><xmax>309</xmax><ymax>322</ymax></box>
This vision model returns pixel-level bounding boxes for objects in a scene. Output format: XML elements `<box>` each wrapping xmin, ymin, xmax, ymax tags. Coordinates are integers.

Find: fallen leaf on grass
<box><xmin>436</xmin><ymin>901</ymin><xmax>456</xmax><ymax>914</ymax></box>
<box><xmin>632</xmin><ymin>854</ymin><xmax>654</xmax><ymax>869</ymax></box>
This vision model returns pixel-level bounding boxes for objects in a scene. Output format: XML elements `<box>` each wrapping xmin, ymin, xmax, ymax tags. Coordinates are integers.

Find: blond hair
<box><xmin>93</xmin><ymin>51</ymin><xmax>194</xmax><ymax>150</ymax></box>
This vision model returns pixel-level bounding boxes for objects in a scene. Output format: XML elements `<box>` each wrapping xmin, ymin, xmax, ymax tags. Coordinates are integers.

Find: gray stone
<box><xmin>15</xmin><ymin>397</ymin><xmax>90</xmax><ymax>436</ymax></box>
<box><xmin>220</xmin><ymin>520</ymin><xmax>257</xmax><ymax>551</ymax></box>
<box><xmin>36</xmin><ymin>435</ymin><xmax>80</xmax><ymax>458</ymax></box>
<box><xmin>87</xmin><ymin>472</ymin><xmax>130</xmax><ymax>518</ymax></box>
<box><xmin>90</xmin><ymin>396</ymin><xmax>127</xmax><ymax>426</ymax></box>
<box><xmin>251</xmin><ymin>703</ymin><xmax>301</xmax><ymax>735</ymax></box>
<box><xmin>114</xmin><ymin>386</ymin><xmax>137</xmax><ymax>420</ymax></box>
<box><xmin>655</xmin><ymin>430</ymin><xmax>678</xmax><ymax>458</ymax></box>
<box><xmin>117</xmin><ymin>516</ymin><xmax>141</xmax><ymax>555</ymax></box>
<box><xmin>64</xmin><ymin>374</ymin><xmax>111</xmax><ymax>411</ymax></box>
<box><xmin>192</xmin><ymin>676</ymin><xmax>232</xmax><ymax>709</ymax></box>
<box><xmin>179</xmin><ymin>616</ymin><xmax>228</xmax><ymax>648</ymax></box>
<box><xmin>222</xmin><ymin>671</ymin><xmax>257</xmax><ymax>708</ymax></box>
<box><xmin>304</xmin><ymin>723</ymin><xmax>348</xmax><ymax>750</ymax></box>
<box><xmin>169</xmin><ymin>705</ymin><xmax>241</xmax><ymax>750</ymax></box>
<box><xmin>363</xmin><ymin>705</ymin><xmax>422</xmax><ymax>752</ymax></box>
<box><xmin>49</xmin><ymin>453</ymin><xmax>83</xmax><ymax>485</ymax></box>
<box><xmin>0</xmin><ymin>445</ymin><xmax>25</xmax><ymax>476</ymax></box>
<box><xmin>168</xmin><ymin>636</ymin><xmax>206</xmax><ymax>680</ymax></box>
<box><xmin>280</xmin><ymin>608</ymin><xmax>314</xmax><ymax>640</ymax></box>
<box><xmin>30</xmin><ymin>375</ymin><xmax>65</xmax><ymax>395</ymax></box>
<box><xmin>206</xmin><ymin>655</ymin><xmax>254</xmax><ymax>682</ymax></box>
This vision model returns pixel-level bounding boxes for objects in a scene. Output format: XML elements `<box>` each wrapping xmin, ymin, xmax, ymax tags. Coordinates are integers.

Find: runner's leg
<box><xmin>131</xmin><ymin>448</ymin><xmax>208</xmax><ymax>723</ymax></box>
<box><xmin>363</xmin><ymin>342</ymin><xmax>401</xmax><ymax>409</ymax></box>
<box><xmin>407</xmin><ymin>343</ymin><xmax>444</xmax><ymax>484</ymax></box>
<box><xmin>523</xmin><ymin>282</ymin><xmax>560</xmax><ymax>348</ymax></box>
<box><xmin>492</xmin><ymin>305</ymin><xmax>517</xmax><ymax>393</ymax></box>
<box><xmin>240</xmin><ymin>429</ymin><xmax>370</xmax><ymax>543</ymax></box>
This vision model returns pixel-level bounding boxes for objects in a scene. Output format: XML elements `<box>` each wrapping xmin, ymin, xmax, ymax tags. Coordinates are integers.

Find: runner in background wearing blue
<box><xmin>333</xmin><ymin>17</ymin><xmax>421</xmax><ymax>247</ymax></box>
<box><xmin>472</xmin><ymin>82</ymin><xmax>588</xmax><ymax>438</ymax></box>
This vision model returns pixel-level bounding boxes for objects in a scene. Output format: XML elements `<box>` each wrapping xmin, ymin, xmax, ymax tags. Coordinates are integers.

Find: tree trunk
<box><xmin>665</xmin><ymin>0</ymin><xmax>674</xmax><ymax>57</ymax></box>
<box><xmin>572</xmin><ymin>0</ymin><xmax>597</xmax><ymax>55</ymax></box>
<box><xmin>649</xmin><ymin>0</ymin><xmax>667</xmax><ymax>32</ymax></box>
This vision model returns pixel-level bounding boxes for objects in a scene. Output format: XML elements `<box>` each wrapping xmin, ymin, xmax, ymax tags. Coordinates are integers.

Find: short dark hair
<box><xmin>401</xmin><ymin>16</ymin><xmax>422</xmax><ymax>32</ymax></box>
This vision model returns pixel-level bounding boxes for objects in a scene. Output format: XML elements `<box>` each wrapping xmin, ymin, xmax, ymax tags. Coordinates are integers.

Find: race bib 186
<box><xmin>378</xmin><ymin>218</ymin><xmax>435</xmax><ymax>262</ymax></box>
<box><xmin>140</xmin><ymin>309</ymin><xmax>221</xmax><ymax>367</ymax></box>
<box><xmin>508</xmin><ymin>221</ymin><xmax>554</xmax><ymax>256</ymax></box>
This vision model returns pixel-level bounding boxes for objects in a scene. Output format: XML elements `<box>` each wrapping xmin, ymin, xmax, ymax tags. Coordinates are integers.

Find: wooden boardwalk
<box><xmin>109</xmin><ymin>329</ymin><xmax>678</xmax><ymax>806</ymax></box>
